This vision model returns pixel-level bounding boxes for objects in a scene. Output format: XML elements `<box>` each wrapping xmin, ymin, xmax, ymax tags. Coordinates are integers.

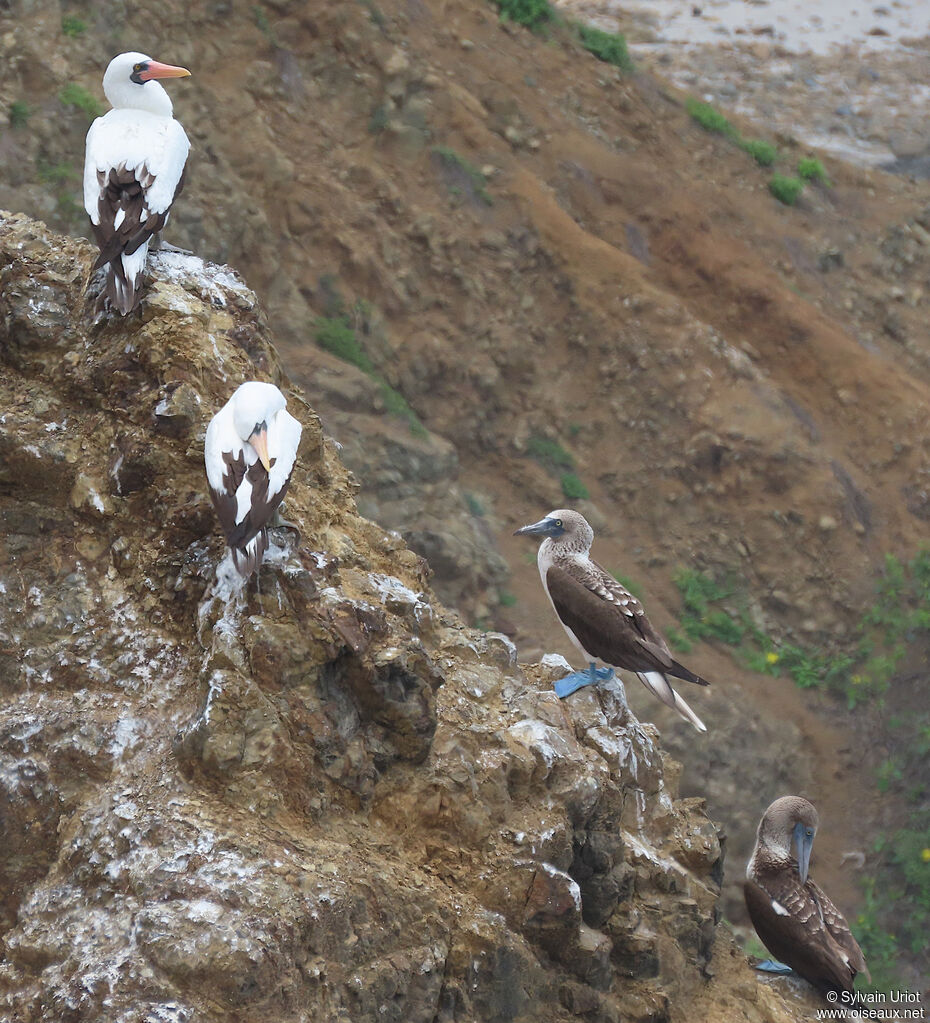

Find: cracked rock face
<box><xmin>0</xmin><ymin>213</ymin><xmax>806</xmax><ymax>1023</ymax></box>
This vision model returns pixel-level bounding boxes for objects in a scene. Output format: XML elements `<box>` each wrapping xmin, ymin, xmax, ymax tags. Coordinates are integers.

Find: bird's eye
<box><xmin>556</xmin><ymin>519</ymin><xmax>563</xmax><ymax>527</ymax></box>
<box><xmin>133</xmin><ymin>63</ymin><xmax>143</xmax><ymax>72</ymax></box>
<box><xmin>806</xmin><ymin>828</ymin><xmax>814</xmax><ymax>837</ymax></box>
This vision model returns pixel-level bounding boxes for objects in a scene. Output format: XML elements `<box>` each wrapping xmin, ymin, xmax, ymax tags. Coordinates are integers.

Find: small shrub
<box><xmin>9</xmin><ymin>101</ymin><xmax>28</xmax><ymax>128</ymax></box>
<box><xmin>798</xmin><ymin>156</ymin><xmax>830</xmax><ymax>185</ymax></box>
<box><xmin>59</xmin><ymin>82</ymin><xmax>102</xmax><ymax>119</ymax></box>
<box><xmin>498</xmin><ymin>590</ymin><xmax>518</xmax><ymax>607</ymax></box>
<box><xmin>527</xmin><ymin>435</ymin><xmax>574</xmax><ymax>470</ymax></box>
<box><xmin>432</xmin><ymin>146</ymin><xmax>492</xmax><ymax>206</ymax></box>
<box><xmin>577</xmin><ymin>24</ymin><xmax>633</xmax><ymax>72</ymax></box>
<box><xmin>379</xmin><ymin>382</ymin><xmax>428</xmax><ymax>437</ymax></box>
<box><xmin>495</xmin><ymin>0</ymin><xmax>553</xmax><ymax>30</ymax></box>
<box><xmin>685</xmin><ymin>98</ymin><xmax>736</xmax><ymax>137</ymax></box>
<box><xmin>739</xmin><ymin>138</ymin><xmax>777</xmax><ymax>167</ymax></box>
<box><xmin>61</xmin><ymin>14</ymin><xmax>87</xmax><ymax>36</ymax></box>
<box><xmin>769</xmin><ymin>174</ymin><xmax>804</xmax><ymax>205</ymax></box>
<box><xmin>314</xmin><ymin>316</ymin><xmax>375</xmax><ymax>374</ymax></box>
<box><xmin>464</xmin><ymin>493</ymin><xmax>486</xmax><ymax>517</ymax></box>
<box><xmin>560</xmin><ymin>472</ymin><xmax>589</xmax><ymax>500</ymax></box>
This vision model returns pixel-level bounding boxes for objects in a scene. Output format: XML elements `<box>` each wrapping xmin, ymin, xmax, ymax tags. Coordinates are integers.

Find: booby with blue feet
<box><xmin>745</xmin><ymin>796</ymin><xmax>869</xmax><ymax>995</ymax></box>
<box><xmin>514</xmin><ymin>509</ymin><xmax>709</xmax><ymax>731</ymax></box>
<box><xmin>205</xmin><ymin>382</ymin><xmax>302</xmax><ymax>577</ymax></box>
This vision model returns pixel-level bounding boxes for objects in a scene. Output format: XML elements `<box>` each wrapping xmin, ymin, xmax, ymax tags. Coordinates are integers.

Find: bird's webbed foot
<box><xmin>553</xmin><ymin>663</ymin><xmax>613</xmax><ymax>698</ymax></box>
<box><xmin>753</xmin><ymin>960</ymin><xmax>795</xmax><ymax>975</ymax></box>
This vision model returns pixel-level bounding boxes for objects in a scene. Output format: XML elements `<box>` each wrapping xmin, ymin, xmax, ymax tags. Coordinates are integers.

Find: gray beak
<box><xmin>793</xmin><ymin>821</ymin><xmax>814</xmax><ymax>884</ymax></box>
<box><xmin>514</xmin><ymin>517</ymin><xmax>558</xmax><ymax>537</ymax></box>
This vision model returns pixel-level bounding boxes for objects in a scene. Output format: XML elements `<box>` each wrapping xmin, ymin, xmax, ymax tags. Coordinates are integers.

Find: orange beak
<box><xmin>249</xmin><ymin>426</ymin><xmax>272</xmax><ymax>472</ymax></box>
<box><xmin>139</xmin><ymin>60</ymin><xmax>192</xmax><ymax>81</ymax></box>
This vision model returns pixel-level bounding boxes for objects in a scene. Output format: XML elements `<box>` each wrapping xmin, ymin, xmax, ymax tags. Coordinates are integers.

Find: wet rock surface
<box><xmin>0</xmin><ymin>214</ymin><xmax>811</xmax><ymax>1022</ymax></box>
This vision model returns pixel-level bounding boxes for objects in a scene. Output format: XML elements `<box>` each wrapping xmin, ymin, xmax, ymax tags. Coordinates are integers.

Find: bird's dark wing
<box><xmin>744</xmin><ymin>872</ymin><xmax>863</xmax><ymax>993</ymax></box>
<box><xmin>546</xmin><ymin>561</ymin><xmax>708</xmax><ymax>685</ymax></box>
<box><xmin>809</xmin><ymin>879</ymin><xmax>870</xmax><ymax>984</ymax></box>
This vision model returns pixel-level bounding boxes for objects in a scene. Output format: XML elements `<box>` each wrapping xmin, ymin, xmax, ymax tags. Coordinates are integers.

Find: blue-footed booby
<box><xmin>83</xmin><ymin>51</ymin><xmax>191</xmax><ymax>315</ymax></box>
<box><xmin>204</xmin><ymin>382</ymin><xmax>302</xmax><ymax>577</ymax></box>
<box><xmin>745</xmin><ymin>796</ymin><xmax>870</xmax><ymax>994</ymax></box>
<box><xmin>514</xmin><ymin>509</ymin><xmax>709</xmax><ymax>731</ymax></box>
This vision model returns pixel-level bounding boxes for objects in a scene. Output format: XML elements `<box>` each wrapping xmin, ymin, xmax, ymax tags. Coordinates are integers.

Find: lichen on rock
<box><xmin>0</xmin><ymin>212</ymin><xmax>809</xmax><ymax>1022</ymax></box>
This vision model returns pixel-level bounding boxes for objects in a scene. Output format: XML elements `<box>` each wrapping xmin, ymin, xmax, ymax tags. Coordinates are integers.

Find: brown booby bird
<box><xmin>83</xmin><ymin>51</ymin><xmax>191</xmax><ymax>315</ymax></box>
<box><xmin>514</xmin><ymin>509</ymin><xmax>710</xmax><ymax>731</ymax></box>
<box><xmin>204</xmin><ymin>382</ymin><xmax>302</xmax><ymax>577</ymax></box>
<box><xmin>745</xmin><ymin>795</ymin><xmax>870</xmax><ymax>994</ymax></box>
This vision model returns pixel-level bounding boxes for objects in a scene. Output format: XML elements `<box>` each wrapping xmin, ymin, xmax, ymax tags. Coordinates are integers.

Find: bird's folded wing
<box><xmin>810</xmin><ymin>880</ymin><xmax>870</xmax><ymax>982</ymax></box>
<box><xmin>546</xmin><ymin>562</ymin><xmax>675</xmax><ymax>673</ymax></box>
<box><xmin>745</xmin><ymin>874</ymin><xmax>860</xmax><ymax>991</ymax></box>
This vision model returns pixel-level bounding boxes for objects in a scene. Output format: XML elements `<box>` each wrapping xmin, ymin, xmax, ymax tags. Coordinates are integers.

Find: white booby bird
<box><xmin>745</xmin><ymin>796</ymin><xmax>870</xmax><ymax>995</ymax></box>
<box><xmin>514</xmin><ymin>509</ymin><xmax>710</xmax><ymax>732</ymax></box>
<box><xmin>83</xmin><ymin>51</ymin><xmax>191</xmax><ymax>315</ymax></box>
<box><xmin>204</xmin><ymin>382</ymin><xmax>303</xmax><ymax>577</ymax></box>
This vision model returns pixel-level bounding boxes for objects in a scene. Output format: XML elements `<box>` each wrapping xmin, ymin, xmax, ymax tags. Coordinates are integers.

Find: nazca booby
<box><xmin>204</xmin><ymin>382</ymin><xmax>302</xmax><ymax>577</ymax></box>
<box><xmin>514</xmin><ymin>509</ymin><xmax>709</xmax><ymax>732</ymax></box>
<box><xmin>745</xmin><ymin>796</ymin><xmax>870</xmax><ymax>994</ymax></box>
<box><xmin>83</xmin><ymin>51</ymin><xmax>191</xmax><ymax>315</ymax></box>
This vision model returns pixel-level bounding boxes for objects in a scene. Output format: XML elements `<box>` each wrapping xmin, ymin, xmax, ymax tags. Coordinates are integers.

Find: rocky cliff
<box><xmin>0</xmin><ymin>212</ymin><xmax>822</xmax><ymax>1022</ymax></box>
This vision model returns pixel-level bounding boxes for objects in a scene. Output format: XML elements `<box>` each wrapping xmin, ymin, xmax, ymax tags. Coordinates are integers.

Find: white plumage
<box><xmin>83</xmin><ymin>51</ymin><xmax>191</xmax><ymax>315</ymax></box>
<box><xmin>204</xmin><ymin>382</ymin><xmax>303</xmax><ymax>577</ymax></box>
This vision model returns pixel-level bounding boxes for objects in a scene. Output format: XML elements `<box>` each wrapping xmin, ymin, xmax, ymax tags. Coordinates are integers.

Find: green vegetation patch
<box><xmin>464</xmin><ymin>492</ymin><xmax>486</xmax><ymax>518</ymax></box>
<box><xmin>797</xmin><ymin>156</ymin><xmax>830</xmax><ymax>185</ymax></box>
<box><xmin>576</xmin><ymin>24</ymin><xmax>633</xmax><ymax>72</ymax></box>
<box><xmin>769</xmin><ymin>174</ymin><xmax>804</xmax><ymax>206</ymax></box>
<box><xmin>527</xmin><ymin>435</ymin><xmax>574</xmax><ymax>471</ymax></box>
<box><xmin>498</xmin><ymin>590</ymin><xmax>518</xmax><ymax>607</ymax></box>
<box><xmin>59</xmin><ymin>82</ymin><xmax>103</xmax><ymax>119</ymax></box>
<box><xmin>685</xmin><ymin>98</ymin><xmax>737</xmax><ymax>137</ymax></box>
<box><xmin>494</xmin><ymin>0</ymin><xmax>554</xmax><ymax>30</ymax></box>
<box><xmin>739</xmin><ymin>138</ymin><xmax>777</xmax><ymax>167</ymax></box>
<box><xmin>9</xmin><ymin>101</ymin><xmax>28</xmax><ymax>129</ymax></box>
<box><xmin>61</xmin><ymin>14</ymin><xmax>88</xmax><ymax>36</ymax></box>
<box><xmin>313</xmin><ymin>311</ymin><xmax>426</xmax><ymax>436</ymax></box>
<box><xmin>560</xmin><ymin>472</ymin><xmax>589</xmax><ymax>500</ymax></box>
<box><xmin>672</xmin><ymin>549</ymin><xmax>930</xmax><ymax>708</ymax></box>
<box><xmin>431</xmin><ymin>146</ymin><xmax>492</xmax><ymax>206</ymax></box>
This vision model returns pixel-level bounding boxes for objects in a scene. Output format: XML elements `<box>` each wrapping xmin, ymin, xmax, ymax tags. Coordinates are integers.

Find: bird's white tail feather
<box><xmin>637</xmin><ymin>671</ymin><xmax>707</xmax><ymax>733</ymax></box>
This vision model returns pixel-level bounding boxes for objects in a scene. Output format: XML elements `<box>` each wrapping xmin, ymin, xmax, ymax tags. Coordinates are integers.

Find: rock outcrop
<box><xmin>0</xmin><ymin>213</ymin><xmax>817</xmax><ymax>1022</ymax></box>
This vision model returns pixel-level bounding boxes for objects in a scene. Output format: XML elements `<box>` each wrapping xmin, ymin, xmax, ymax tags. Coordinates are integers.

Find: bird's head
<box><xmin>757</xmin><ymin>795</ymin><xmax>820</xmax><ymax>883</ymax></box>
<box><xmin>514</xmin><ymin>508</ymin><xmax>594</xmax><ymax>550</ymax></box>
<box><xmin>101</xmin><ymin>51</ymin><xmax>191</xmax><ymax>113</ymax></box>
<box><xmin>231</xmin><ymin>381</ymin><xmax>287</xmax><ymax>472</ymax></box>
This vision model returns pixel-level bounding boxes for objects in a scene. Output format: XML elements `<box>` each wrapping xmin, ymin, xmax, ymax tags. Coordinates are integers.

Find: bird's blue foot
<box><xmin>554</xmin><ymin>663</ymin><xmax>614</xmax><ymax>698</ymax></box>
<box><xmin>754</xmin><ymin>960</ymin><xmax>795</xmax><ymax>975</ymax></box>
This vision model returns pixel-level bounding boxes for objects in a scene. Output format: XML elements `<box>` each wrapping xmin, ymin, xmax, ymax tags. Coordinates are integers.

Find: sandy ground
<box><xmin>557</xmin><ymin>0</ymin><xmax>930</xmax><ymax>169</ymax></box>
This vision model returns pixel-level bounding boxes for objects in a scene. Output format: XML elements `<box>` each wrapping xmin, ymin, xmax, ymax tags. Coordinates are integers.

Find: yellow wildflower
<box><xmin>765</xmin><ymin>651</ymin><xmax>779</xmax><ymax>665</ymax></box>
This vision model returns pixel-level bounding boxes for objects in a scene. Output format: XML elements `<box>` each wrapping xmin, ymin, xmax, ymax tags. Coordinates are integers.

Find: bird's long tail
<box><xmin>104</xmin><ymin>241</ymin><xmax>149</xmax><ymax>316</ymax></box>
<box><xmin>636</xmin><ymin>671</ymin><xmax>707</xmax><ymax>732</ymax></box>
<box><xmin>668</xmin><ymin>659</ymin><xmax>711</xmax><ymax>687</ymax></box>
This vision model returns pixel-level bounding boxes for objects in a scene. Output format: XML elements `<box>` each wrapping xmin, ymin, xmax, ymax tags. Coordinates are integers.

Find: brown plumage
<box><xmin>545</xmin><ymin>562</ymin><xmax>709</xmax><ymax>685</ymax></box>
<box><xmin>745</xmin><ymin>795</ymin><xmax>869</xmax><ymax>995</ymax></box>
<box><xmin>513</xmin><ymin>508</ymin><xmax>710</xmax><ymax>731</ymax></box>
